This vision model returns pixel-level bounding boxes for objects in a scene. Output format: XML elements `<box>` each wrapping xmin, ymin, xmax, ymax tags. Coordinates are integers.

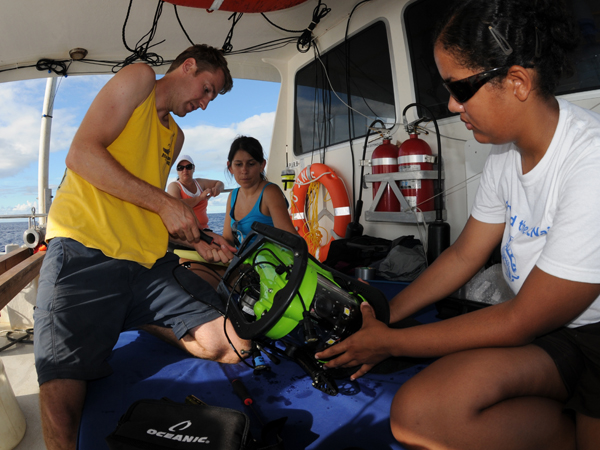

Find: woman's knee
<box><xmin>390</xmin><ymin>347</ymin><xmax>559</xmax><ymax>447</ymax></box>
<box><xmin>389</xmin><ymin>352</ymin><xmax>495</xmax><ymax>445</ymax></box>
<box><xmin>390</xmin><ymin>371</ymin><xmax>443</xmax><ymax>445</ymax></box>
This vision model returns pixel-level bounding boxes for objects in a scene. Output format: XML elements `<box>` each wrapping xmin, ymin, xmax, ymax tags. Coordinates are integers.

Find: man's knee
<box><xmin>183</xmin><ymin>336</ymin><xmax>240</xmax><ymax>363</ymax></box>
<box><xmin>186</xmin><ymin>317</ymin><xmax>250</xmax><ymax>363</ymax></box>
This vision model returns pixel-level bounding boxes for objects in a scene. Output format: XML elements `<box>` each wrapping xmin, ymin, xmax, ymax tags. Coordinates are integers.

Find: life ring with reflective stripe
<box><xmin>162</xmin><ymin>0</ymin><xmax>309</xmax><ymax>13</ymax></box>
<box><xmin>290</xmin><ymin>163</ymin><xmax>351</xmax><ymax>262</ymax></box>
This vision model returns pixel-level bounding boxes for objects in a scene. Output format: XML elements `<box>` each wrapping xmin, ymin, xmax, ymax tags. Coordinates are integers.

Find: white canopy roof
<box><xmin>0</xmin><ymin>0</ymin><xmax>354</xmax><ymax>84</ymax></box>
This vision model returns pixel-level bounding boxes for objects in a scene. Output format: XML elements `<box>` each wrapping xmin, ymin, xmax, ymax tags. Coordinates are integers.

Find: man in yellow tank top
<box><xmin>33</xmin><ymin>44</ymin><xmax>248</xmax><ymax>450</ymax></box>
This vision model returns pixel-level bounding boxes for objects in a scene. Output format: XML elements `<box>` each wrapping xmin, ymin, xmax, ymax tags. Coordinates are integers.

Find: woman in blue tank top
<box><xmin>223</xmin><ymin>136</ymin><xmax>297</xmax><ymax>248</ymax></box>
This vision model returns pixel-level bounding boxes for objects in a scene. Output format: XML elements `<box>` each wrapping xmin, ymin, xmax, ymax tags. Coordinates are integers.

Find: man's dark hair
<box><xmin>167</xmin><ymin>44</ymin><xmax>233</xmax><ymax>94</ymax></box>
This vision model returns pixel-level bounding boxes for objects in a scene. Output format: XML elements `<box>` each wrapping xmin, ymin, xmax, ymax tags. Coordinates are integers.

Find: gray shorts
<box><xmin>33</xmin><ymin>237</ymin><xmax>223</xmax><ymax>385</ymax></box>
<box><xmin>533</xmin><ymin>321</ymin><xmax>600</xmax><ymax>418</ymax></box>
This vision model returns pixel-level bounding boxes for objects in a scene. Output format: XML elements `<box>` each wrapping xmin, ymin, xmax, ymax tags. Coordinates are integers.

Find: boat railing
<box><xmin>0</xmin><ymin>214</ymin><xmax>47</xmax><ymax>220</ymax></box>
<box><xmin>1</xmin><ymin>208</ymin><xmax>47</xmax><ymax>251</ymax></box>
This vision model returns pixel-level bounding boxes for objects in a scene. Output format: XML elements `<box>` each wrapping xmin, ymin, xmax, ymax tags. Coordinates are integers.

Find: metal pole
<box><xmin>38</xmin><ymin>77</ymin><xmax>57</xmax><ymax>226</ymax></box>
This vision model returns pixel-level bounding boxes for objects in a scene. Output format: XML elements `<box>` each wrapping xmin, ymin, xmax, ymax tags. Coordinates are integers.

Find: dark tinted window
<box><xmin>404</xmin><ymin>0</ymin><xmax>450</xmax><ymax>120</ymax></box>
<box><xmin>405</xmin><ymin>0</ymin><xmax>600</xmax><ymax>120</ymax></box>
<box><xmin>294</xmin><ymin>21</ymin><xmax>396</xmax><ymax>155</ymax></box>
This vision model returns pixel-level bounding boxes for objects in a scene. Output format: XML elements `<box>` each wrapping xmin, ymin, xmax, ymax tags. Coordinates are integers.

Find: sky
<box><xmin>0</xmin><ymin>75</ymin><xmax>281</xmax><ymax>219</ymax></box>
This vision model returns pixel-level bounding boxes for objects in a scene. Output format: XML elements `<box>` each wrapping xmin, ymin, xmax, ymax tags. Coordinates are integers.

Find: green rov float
<box><xmin>217</xmin><ymin>223</ymin><xmax>389</xmax><ymax>395</ymax></box>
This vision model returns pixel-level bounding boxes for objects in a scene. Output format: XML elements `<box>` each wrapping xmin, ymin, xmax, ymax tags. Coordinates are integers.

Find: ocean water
<box><xmin>206</xmin><ymin>212</ymin><xmax>226</xmax><ymax>235</ymax></box>
<box><xmin>0</xmin><ymin>221</ymin><xmax>29</xmax><ymax>252</ymax></box>
<box><xmin>0</xmin><ymin>213</ymin><xmax>226</xmax><ymax>253</ymax></box>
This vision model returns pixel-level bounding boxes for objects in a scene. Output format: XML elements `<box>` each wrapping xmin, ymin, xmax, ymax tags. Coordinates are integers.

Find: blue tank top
<box><xmin>229</xmin><ymin>183</ymin><xmax>274</xmax><ymax>247</ymax></box>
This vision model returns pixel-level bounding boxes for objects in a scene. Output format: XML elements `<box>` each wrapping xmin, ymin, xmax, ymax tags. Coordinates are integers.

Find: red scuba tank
<box><xmin>397</xmin><ymin>133</ymin><xmax>435</xmax><ymax>212</ymax></box>
<box><xmin>371</xmin><ymin>139</ymin><xmax>400</xmax><ymax>212</ymax></box>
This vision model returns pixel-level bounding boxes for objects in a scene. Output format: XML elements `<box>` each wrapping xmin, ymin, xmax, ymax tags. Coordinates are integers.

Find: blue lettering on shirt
<box><xmin>519</xmin><ymin>220</ymin><xmax>528</xmax><ymax>233</ymax></box>
<box><xmin>501</xmin><ymin>200</ymin><xmax>550</xmax><ymax>283</ymax></box>
<box><xmin>502</xmin><ymin>235</ymin><xmax>520</xmax><ymax>282</ymax></box>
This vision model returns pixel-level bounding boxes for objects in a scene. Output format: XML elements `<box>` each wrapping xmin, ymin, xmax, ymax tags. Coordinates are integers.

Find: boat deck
<box><xmin>0</xmin><ymin>325</ymin><xmax>44</xmax><ymax>450</ymax></box>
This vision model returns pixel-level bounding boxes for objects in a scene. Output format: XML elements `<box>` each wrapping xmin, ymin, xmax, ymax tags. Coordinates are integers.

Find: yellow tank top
<box><xmin>46</xmin><ymin>87</ymin><xmax>177</xmax><ymax>268</ymax></box>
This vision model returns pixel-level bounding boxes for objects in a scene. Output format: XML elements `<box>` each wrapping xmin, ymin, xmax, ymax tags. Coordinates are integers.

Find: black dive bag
<box><xmin>106</xmin><ymin>398</ymin><xmax>252</xmax><ymax>450</ymax></box>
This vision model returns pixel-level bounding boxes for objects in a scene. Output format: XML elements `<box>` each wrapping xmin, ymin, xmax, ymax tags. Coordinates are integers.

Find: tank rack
<box><xmin>363</xmin><ymin>169</ymin><xmax>446</xmax><ymax>224</ymax></box>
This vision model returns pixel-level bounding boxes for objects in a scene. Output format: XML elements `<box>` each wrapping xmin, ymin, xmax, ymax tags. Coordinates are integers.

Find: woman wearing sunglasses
<box><xmin>223</xmin><ymin>135</ymin><xmax>297</xmax><ymax>248</ymax></box>
<box><xmin>166</xmin><ymin>154</ymin><xmax>230</xmax><ymax>287</ymax></box>
<box><xmin>167</xmin><ymin>154</ymin><xmax>224</xmax><ymax>230</ymax></box>
<box><xmin>316</xmin><ymin>0</ymin><xmax>600</xmax><ymax>448</ymax></box>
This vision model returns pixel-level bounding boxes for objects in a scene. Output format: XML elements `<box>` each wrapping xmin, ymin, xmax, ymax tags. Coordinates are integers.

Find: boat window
<box><xmin>405</xmin><ymin>0</ymin><xmax>600</xmax><ymax>121</ymax></box>
<box><xmin>293</xmin><ymin>21</ymin><xmax>396</xmax><ymax>155</ymax></box>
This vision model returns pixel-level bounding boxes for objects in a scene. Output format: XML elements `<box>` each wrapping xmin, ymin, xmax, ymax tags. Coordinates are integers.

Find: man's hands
<box><xmin>160</xmin><ymin>194</ymin><xmax>236</xmax><ymax>264</ymax></box>
<box><xmin>315</xmin><ymin>302</ymin><xmax>393</xmax><ymax>380</ymax></box>
<box><xmin>160</xmin><ymin>195</ymin><xmax>203</xmax><ymax>243</ymax></box>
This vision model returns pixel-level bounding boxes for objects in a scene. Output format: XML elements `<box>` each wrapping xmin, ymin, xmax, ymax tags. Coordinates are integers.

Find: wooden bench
<box><xmin>0</xmin><ymin>248</ymin><xmax>45</xmax><ymax>310</ymax></box>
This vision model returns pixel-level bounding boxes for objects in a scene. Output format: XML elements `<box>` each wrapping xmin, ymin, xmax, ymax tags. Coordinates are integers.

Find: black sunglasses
<box><xmin>443</xmin><ymin>67</ymin><xmax>507</xmax><ymax>103</ymax></box>
<box><xmin>176</xmin><ymin>163</ymin><xmax>194</xmax><ymax>171</ymax></box>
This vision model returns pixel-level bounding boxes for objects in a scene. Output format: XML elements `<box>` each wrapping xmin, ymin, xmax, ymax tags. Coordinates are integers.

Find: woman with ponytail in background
<box><xmin>222</xmin><ymin>135</ymin><xmax>297</xmax><ymax>248</ymax></box>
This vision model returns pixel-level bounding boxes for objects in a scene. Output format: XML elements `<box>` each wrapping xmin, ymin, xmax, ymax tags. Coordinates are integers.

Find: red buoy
<box><xmin>162</xmin><ymin>0</ymin><xmax>309</xmax><ymax>13</ymax></box>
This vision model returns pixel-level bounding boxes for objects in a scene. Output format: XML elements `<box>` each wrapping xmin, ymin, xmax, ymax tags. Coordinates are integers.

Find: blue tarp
<box><xmin>78</xmin><ymin>282</ymin><xmax>435</xmax><ymax>450</ymax></box>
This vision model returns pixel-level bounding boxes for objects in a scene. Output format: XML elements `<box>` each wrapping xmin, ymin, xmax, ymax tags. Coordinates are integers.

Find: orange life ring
<box><xmin>290</xmin><ymin>163</ymin><xmax>351</xmax><ymax>262</ymax></box>
<box><xmin>162</xmin><ymin>0</ymin><xmax>309</xmax><ymax>13</ymax></box>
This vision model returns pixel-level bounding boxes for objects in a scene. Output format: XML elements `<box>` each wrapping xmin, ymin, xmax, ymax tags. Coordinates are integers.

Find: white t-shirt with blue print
<box><xmin>471</xmin><ymin>98</ymin><xmax>600</xmax><ymax>328</ymax></box>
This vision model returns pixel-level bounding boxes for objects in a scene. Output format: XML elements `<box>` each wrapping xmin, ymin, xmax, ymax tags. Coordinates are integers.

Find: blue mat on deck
<box><xmin>78</xmin><ymin>282</ymin><xmax>435</xmax><ymax>450</ymax></box>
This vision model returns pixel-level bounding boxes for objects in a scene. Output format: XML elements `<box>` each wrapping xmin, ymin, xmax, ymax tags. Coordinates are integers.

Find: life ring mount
<box><xmin>290</xmin><ymin>163</ymin><xmax>351</xmax><ymax>262</ymax></box>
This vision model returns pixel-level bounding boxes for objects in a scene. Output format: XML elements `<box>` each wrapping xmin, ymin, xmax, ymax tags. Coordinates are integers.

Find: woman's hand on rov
<box><xmin>315</xmin><ymin>302</ymin><xmax>392</xmax><ymax>380</ymax></box>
